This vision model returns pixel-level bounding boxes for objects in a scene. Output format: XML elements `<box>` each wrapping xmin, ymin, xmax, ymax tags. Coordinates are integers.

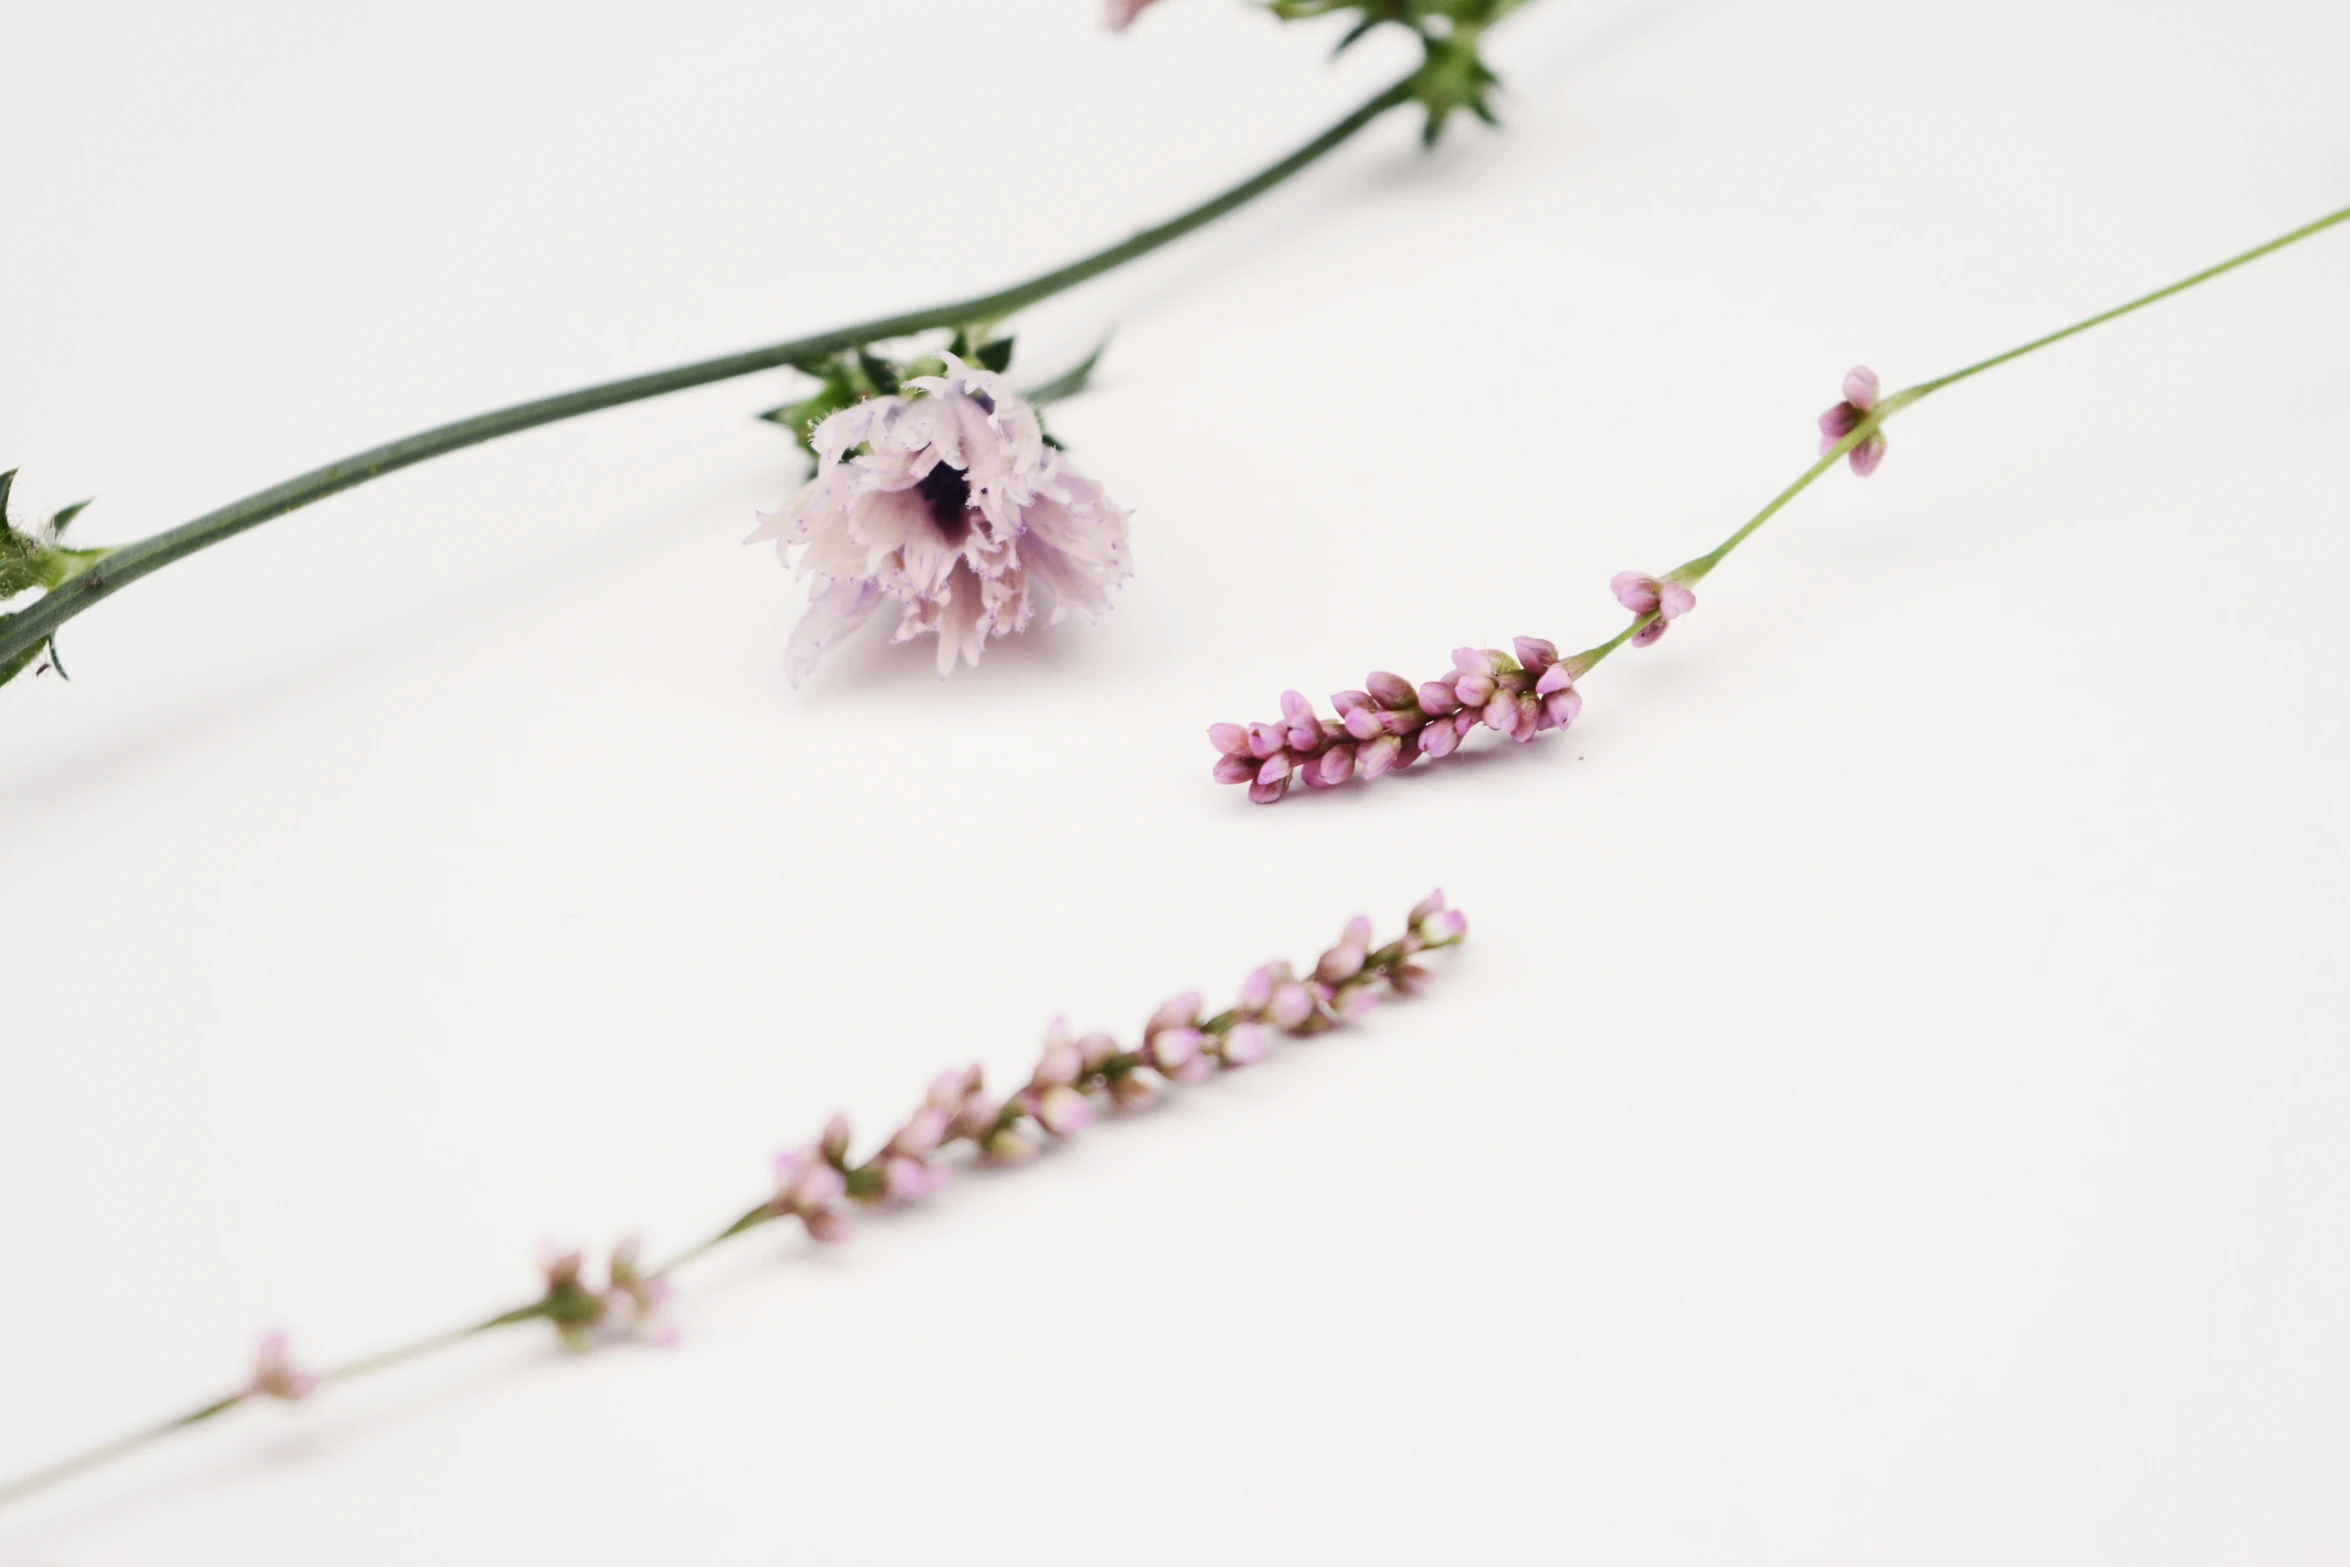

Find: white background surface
<box><xmin>4</xmin><ymin>1</ymin><xmax>2348</xmax><ymax>1561</ymax></box>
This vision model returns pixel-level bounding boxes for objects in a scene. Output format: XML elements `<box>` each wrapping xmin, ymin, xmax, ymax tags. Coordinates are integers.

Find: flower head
<box><xmin>1817</xmin><ymin>365</ymin><xmax>1888</xmax><ymax>477</ymax></box>
<box><xmin>747</xmin><ymin>355</ymin><xmax>1132</xmax><ymax>684</ymax></box>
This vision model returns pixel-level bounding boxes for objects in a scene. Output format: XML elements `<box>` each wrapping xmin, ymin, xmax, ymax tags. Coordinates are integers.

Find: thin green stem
<box><xmin>0</xmin><ymin>75</ymin><xmax>1419</xmax><ymax>679</ymax></box>
<box><xmin>0</xmin><ymin>1396</ymin><xmax>243</xmax><ymax>1511</ymax></box>
<box><xmin>1564</xmin><ymin>202</ymin><xmax>2350</xmax><ymax>677</ymax></box>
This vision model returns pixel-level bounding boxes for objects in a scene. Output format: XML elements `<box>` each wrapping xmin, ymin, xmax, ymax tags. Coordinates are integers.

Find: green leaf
<box><xmin>976</xmin><ymin>336</ymin><xmax>1016</xmax><ymax>374</ymax></box>
<box><xmin>51</xmin><ymin>499</ymin><xmax>92</xmax><ymax>536</ymax></box>
<box><xmin>1022</xmin><ymin>337</ymin><xmax>1112</xmax><ymax>408</ymax></box>
<box><xmin>856</xmin><ymin>347</ymin><xmax>901</xmax><ymax>396</ymax></box>
<box><xmin>0</xmin><ymin>469</ymin><xmax>16</xmax><ymax>521</ymax></box>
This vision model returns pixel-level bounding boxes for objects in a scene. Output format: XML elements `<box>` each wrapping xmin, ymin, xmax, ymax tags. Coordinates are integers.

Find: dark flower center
<box><xmin>916</xmin><ymin>460</ymin><xmax>975</xmax><ymax>546</ymax></box>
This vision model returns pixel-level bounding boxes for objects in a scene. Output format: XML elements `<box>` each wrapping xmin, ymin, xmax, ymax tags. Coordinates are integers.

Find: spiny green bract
<box><xmin>0</xmin><ymin>469</ymin><xmax>109</xmax><ymax>687</ymax></box>
<box><xmin>1263</xmin><ymin>0</ymin><xmax>1515</xmax><ymax>142</ymax></box>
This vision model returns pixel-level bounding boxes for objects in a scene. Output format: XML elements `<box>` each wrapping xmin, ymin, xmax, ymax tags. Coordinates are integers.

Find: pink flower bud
<box><xmin>1247</xmin><ymin>778</ymin><xmax>1289</xmax><ymax>806</ymax></box>
<box><xmin>1268</xmin><ymin>982</ymin><xmax>1318</xmax><ymax>1029</ymax></box>
<box><xmin>1212</xmin><ymin>752</ymin><xmax>1257</xmax><ymax>785</ymax></box>
<box><xmin>983</xmin><ymin>1126</ymin><xmax>1040</xmax><ymax>1162</ymax></box>
<box><xmin>1079</xmin><ymin>1031</ymin><xmax>1119</xmax><ymax>1072</ymax></box>
<box><xmin>1035</xmin><ymin>1085</ymin><xmax>1092</xmax><ymax>1136</ymax></box>
<box><xmin>802</xmin><ymin>1208</ymin><xmax>854</xmax><ymax>1243</ymax></box>
<box><xmin>1848</xmin><ymin>432</ymin><xmax>1888</xmax><ymax>477</ymax></box>
<box><xmin>1512</xmin><ymin>636</ymin><xmax>1559</xmax><ymax>671</ymax></box>
<box><xmin>890</xmin><ymin>1105</ymin><xmax>952</xmax><ymax>1157</ymax></box>
<box><xmin>819</xmin><ymin>1113</ymin><xmax>852</xmax><ymax>1165</ymax></box>
<box><xmin>1208</xmin><ymin>722</ymin><xmax>1251</xmax><ymax>756</ymax></box>
<box><xmin>1034</xmin><ymin>1037</ymin><xmax>1084</xmax><ymax>1090</ymax></box>
<box><xmin>1409</xmin><ymin>889</ymin><xmax>1448</xmax><ymax>923</ymax></box>
<box><xmin>1146</xmin><ymin>990</ymin><xmax>1201</xmax><ymax>1037</ymax></box>
<box><xmin>1366</xmin><ymin>671</ymin><xmax>1417</xmax><ymax>709</ymax></box>
<box><xmin>1237</xmin><ymin>961</ymin><xmax>1287</xmax><ymax>1014</ymax></box>
<box><xmin>1108</xmin><ymin>1071</ymin><xmax>1160</xmax><ymax>1110</ymax></box>
<box><xmin>1170</xmin><ymin>1053</ymin><xmax>1216</xmax><ymax>1084</ymax></box>
<box><xmin>952</xmin><ymin>1094</ymin><xmax>1004</xmax><ymax>1140</ymax></box>
<box><xmin>1611</xmin><ymin>571</ymin><xmax>1663</xmax><ymax>616</ymax></box>
<box><xmin>1451</xmin><ymin>647</ymin><xmax>1497</xmax><ymax>678</ymax></box>
<box><xmin>1387</xmin><ymin>961</ymin><xmax>1432</xmax><ymax>994</ymax></box>
<box><xmin>1535</xmin><ymin>664</ymin><xmax>1574</xmax><ymax>695</ymax></box>
<box><xmin>927</xmin><ymin>1065</ymin><xmax>982</xmax><ymax>1109</ymax></box>
<box><xmin>1247</xmin><ymin>723</ymin><xmax>1285</xmax><ymax>760</ymax></box>
<box><xmin>1417</xmin><ymin>681</ymin><xmax>1462</xmax><ymax>716</ymax></box>
<box><xmin>1419</xmin><ymin>720</ymin><xmax>1461</xmax><ymax>760</ymax></box>
<box><xmin>1256</xmin><ymin>753</ymin><xmax>1292</xmax><ymax>788</ymax></box>
<box><xmin>1422</xmin><ymin>909</ymin><xmax>1468</xmax><ymax>942</ymax></box>
<box><xmin>1333</xmin><ymin>985</ymin><xmax>1380</xmax><ymax>1021</ymax></box>
<box><xmin>1630</xmin><ymin>618</ymin><xmax>1669</xmax><ymax>648</ymax></box>
<box><xmin>1842</xmin><ymin>365</ymin><xmax>1879</xmax><ymax>412</ymax></box>
<box><xmin>1658</xmin><ymin>583</ymin><xmax>1695</xmax><ymax>620</ymax></box>
<box><xmin>1219</xmin><ymin>1022</ymin><xmax>1269</xmax><ymax>1067</ymax></box>
<box><xmin>1545</xmin><ymin>689</ymin><xmax>1584</xmax><ymax>728</ymax></box>
<box><xmin>1316</xmin><ymin>745</ymin><xmax>1356</xmax><ymax>786</ymax></box>
<box><xmin>1315</xmin><ymin>942</ymin><xmax>1367</xmax><ymax>984</ymax></box>
<box><xmin>1482</xmin><ymin>690</ymin><xmax>1516</xmax><ymax>732</ymax></box>
<box><xmin>1360</xmin><ymin>733</ymin><xmax>1403</xmax><ymax>779</ymax></box>
<box><xmin>1149</xmin><ymin>1026</ymin><xmax>1204</xmax><ymax>1073</ymax></box>
<box><xmin>1331</xmin><ymin>690</ymin><xmax>1374</xmax><ymax>717</ymax></box>
<box><xmin>1343</xmin><ymin>707</ymin><xmax>1385</xmax><ymax>741</ymax></box>
<box><xmin>1340</xmin><ymin>915</ymin><xmax>1373</xmax><ymax>947</ymax></box>
<box><xmin>789</xmin><ymin>1163</ymin><xmax>847</xmax><ymax>1212</ymax></box>
<box><xmin>884</xmin><ymin>1156</ymin><xmax>933</xmax><ymax>1201</ymax></box>
<box><xmin>1455</xmin><ymin>672</ymin><xmax>1497</xmax><ymax>707</ymax></box>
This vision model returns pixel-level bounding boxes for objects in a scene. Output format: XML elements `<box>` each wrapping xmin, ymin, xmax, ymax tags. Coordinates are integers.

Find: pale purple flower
<box><xmin>747</xmin><ymin>354</ymin><xmax>1132</xmax><ymax>684</ymax></box>
<box><xmin>1817</xmin><ymin>365</ymin><xmax>1889</xmax><ymax>476</ymax></box>
<box><xmin>1210</xmin><ymin>638</ymin><xmax>1583</xmax><ymax>804</ymax></box>
<box><xmin>248</xmin><ymin>1331</ymin><xmax>319</xmax><ymax>1402</ymax></box>
<box><xmin>1609</xmin><ymin>571</ymin><xmax>1696</xmax><ymax>648</ymax></box>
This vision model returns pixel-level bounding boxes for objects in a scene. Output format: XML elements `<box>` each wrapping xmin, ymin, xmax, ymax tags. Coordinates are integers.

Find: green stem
<box><xmin>1565</xmin><ymin>201</ymin><xmax>2350</xmax><ymax>676</ymax></box>
<box><xmin>0</xmin><ymin>75</ymin><xmax>1420</xmax><ymax>680</ymax></box>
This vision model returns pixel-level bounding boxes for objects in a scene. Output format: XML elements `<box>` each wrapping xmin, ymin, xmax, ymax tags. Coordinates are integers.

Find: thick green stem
<box><xmin>0</xmin><ymin>75</ymin><xmax>1419</xmax><ymax>680</ymax></box>
<box><xmin>1564</xmin><ymin>202</ymin><xmax>2350</xmax><ymax>677</ymax></box>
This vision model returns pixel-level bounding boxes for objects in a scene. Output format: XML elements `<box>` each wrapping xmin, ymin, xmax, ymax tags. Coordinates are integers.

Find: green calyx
<box><xmin>0</xmin><ymin>470</ymin><xmax>110</xmax><ymax>686</ymax></box>
<box><xmin>1265</xmin><ymin>0</ymin><xmax>1510</xmax><ymax>143</ymax></box>
<box><xmin>756</xmin><ymin>329</ymin><xmax>1110</xmax><ymax>471</ymax></box>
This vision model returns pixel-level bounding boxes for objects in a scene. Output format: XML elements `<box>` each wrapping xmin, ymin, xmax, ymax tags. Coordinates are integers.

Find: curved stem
<box><xmin>0</xmin><ymin>75</ymin><xmax>1419</xmax><ymax>678</ymax></box>
<box><xmin>1563</xmin><ymin>201</ymin><xmax>2350</xmax><ymax>677</ymax></box>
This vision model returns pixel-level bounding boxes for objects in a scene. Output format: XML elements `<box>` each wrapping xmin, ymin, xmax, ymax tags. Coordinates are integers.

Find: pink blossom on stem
<box><xmin>747</xmin><ymin>355</ymin><xmax>1132</xmax><ymax>684</ymax></box>
<box><xmin>1817</xmin><ymin>365</ymin><xmax>1889</xmax><ymax>476</ymax></box>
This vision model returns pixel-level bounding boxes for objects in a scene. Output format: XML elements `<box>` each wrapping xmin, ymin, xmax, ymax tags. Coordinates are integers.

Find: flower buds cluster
<box><xmin>536</xmin><ymin>1237</ymin><xmax>674</xmax><ymax>1350</ymax></box>
<box><xmin>1609</xmin><ymin>571</ymin><xmax>1696</xmax><ymax>648</ymax></box>
<box><xmin>1210</xmin><ymin>640</ymin><xmax>1583</xmax><ymax>804</ymax></box>
<box><xmin>1817</xmin><ymin>365</ymin><xmax>1889</xmax><ymax>477</ymax></box>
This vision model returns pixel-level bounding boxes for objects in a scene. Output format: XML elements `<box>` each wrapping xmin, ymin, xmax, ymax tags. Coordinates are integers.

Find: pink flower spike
<box><xmin>1366</xmin><ymin>671</ymin><xmax>1417</xmax><ymax>709</ymax></box>
<box><xmin>1220</xmin><ymin>1022</ymin><xmax>1269</xmax><ymax>1067</ymax></box>
<box><xmin>1842</xmin><ymin>365</ymin><xmax>1880</xmax><ymax>412</ymax></box>
<box><xmin>1209</xmin><ymin>723</ymin><xmax>1251</xmax><ymax>757</ymax></box>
